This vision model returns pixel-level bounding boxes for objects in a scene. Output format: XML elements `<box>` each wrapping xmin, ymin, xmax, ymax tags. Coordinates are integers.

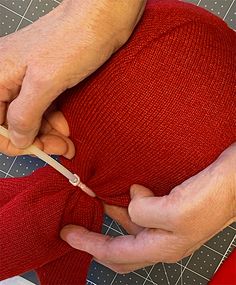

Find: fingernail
<box><xmin>9</xmin><ymin>131</ymin><xmax>31</xmax><ymax>148</ymax></box>
<box><xmin>61</xmin><ymin>227</ymin><xmax>79</xmax><ymax>243</ymax></box>
<box><xmin>66</xmin><ymin>232</ymin><xmax>78</xmax><ymax>244</ymax></box>
<box><xmin>130</xmin><ymin>185</ymin><xmax>137</xmax><ymax>199</ymax></box>
<box><xmin>65</xmin><ymin>232</ymin><xmax>83</xmax><ymax>248</ymax></box>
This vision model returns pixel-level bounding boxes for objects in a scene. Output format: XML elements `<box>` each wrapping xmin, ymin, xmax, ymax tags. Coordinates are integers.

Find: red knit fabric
<box><xmin>0</xmin><ymin>167</ymin><xmax>103</xmax><ymax>284</ymax></box>
<box><xmin>209</xmin><ymin>249</ymin><xmax>236</xmax><ymax>284</ymax></box>
<box><xmin>0</xmin><ymin>0</ymin><xmax>235</xmax><ymax>284</ymax></box>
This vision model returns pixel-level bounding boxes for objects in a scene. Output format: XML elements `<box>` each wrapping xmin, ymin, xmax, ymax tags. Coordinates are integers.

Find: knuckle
<box><xmin>171</xmin><ymin>214</ymin><xmax>184</xmax><ymax>229</ymax></box>
<box><xmin>95</xmin><ymin>238</ymin><xmax>113</xmax><ymax>261</ymax></box>
<box><xmin>28</xmin><ymin>71</ymin><xmax>46</xmax><ymax>90</ymax></box>
<box><xmin>7</xmin><ymin>111</ymin><xmax>31</xmax><ymax>132</ymax></box>
<box><xmin>26</xmin><ymin>66</ymin><xmax>52</xmax><ymax>90</ymax></box>
<box><xmin>170</xmin><ymin>187</ymin><xmax>193</xmax><ymax>229</ymax></box>
<box><xmin>28</xmin><ymin>68</ymin><xmax>61</xmax><ymax>97</ymax></box>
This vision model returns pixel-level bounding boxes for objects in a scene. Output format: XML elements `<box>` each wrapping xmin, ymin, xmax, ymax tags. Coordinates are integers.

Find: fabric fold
<box><xmin>0</xmin><ymin>167</ymin><xmax>103</xmax><ymax>284</ymax></box>
<box><xmin>0</xmin><ymin>0</ymin><xmax>235</xmax><ymax>284</ymax></box>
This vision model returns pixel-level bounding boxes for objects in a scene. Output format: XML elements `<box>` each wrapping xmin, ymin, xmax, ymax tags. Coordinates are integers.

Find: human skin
<box><xmin>1</xmin><ymin>110</ymin><xmax>235</xmax><ymax>273</ymax></box>
<box><xmin>0</xmin><ymin>0</ymin><xmax>146</xmax><ymax>148</ymax></box>
<box><xmin>0</xmin><ymin>0</ymin><xmax>235</xmax><ymax>274</ymax></box>
<box><xmin>0</xmin><ymin>111</ymin><xmax>75</xmax><ymax>158</ymax></box>
<box><xmin>61</xmin><ymin>142</ymin><xmax>236</xmax><ymax>273</ymax></box>
<box><xmin>0</xmin><ymin>110</ymin><xmax>140</xmax><ymax>232</ymax></box>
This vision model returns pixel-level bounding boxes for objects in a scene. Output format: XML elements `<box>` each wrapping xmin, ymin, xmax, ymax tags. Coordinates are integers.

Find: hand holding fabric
<box><xmin>62</xmin><ymin>143</ymin><xmax>236</xmax><ymax>273</ymax></box>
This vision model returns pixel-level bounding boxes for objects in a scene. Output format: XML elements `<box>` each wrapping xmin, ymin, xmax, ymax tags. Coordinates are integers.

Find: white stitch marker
<box><xmin>0</xmin><ymin>125</ymin><xmax>96</xmax><ymax>197</ymax></box>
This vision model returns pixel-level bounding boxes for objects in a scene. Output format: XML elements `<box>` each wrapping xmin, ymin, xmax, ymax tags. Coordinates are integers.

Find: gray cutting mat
<box><xmin>0</xmin><ymin>1</ymin><xmax>235</xmax><ymax>285</ymax></box>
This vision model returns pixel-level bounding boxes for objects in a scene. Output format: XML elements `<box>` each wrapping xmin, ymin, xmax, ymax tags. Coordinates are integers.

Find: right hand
<box><xmin>61</xmin><ymin>143</ymin><xmax>236</xmax><ymax>273</ymax></box>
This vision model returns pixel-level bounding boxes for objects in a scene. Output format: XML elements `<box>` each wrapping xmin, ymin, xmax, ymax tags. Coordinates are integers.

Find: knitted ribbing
<box><xmin>0</xmin><ymin>0</ymin><xmax>235</xmax><ymax>284</ymax></box>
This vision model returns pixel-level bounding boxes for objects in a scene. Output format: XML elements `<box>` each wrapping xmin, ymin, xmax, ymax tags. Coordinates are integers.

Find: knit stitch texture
<box><xmin>0</xmin><ymin>0</ymin><xmax>235</xmax><ymax>284</ymax></box>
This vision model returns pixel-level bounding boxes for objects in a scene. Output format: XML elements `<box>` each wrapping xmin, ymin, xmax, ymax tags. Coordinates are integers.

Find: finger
<box><xmin>39</xmin><ymin>117</ymin><xmax>53</xmax><ymax>135</ymax></box>
<box><xmin>0</xmin><ymin>84</ymin><xmax>15</xmax><ymax>124</ymax></box>
<box><xmin>129</xmin><ymin>184</ymin><xmax>177</xmax><ymax>230</ymax></box>
<box><xmin>7</xmin><ymin>71</ymin><xmax>60</xmax><ymax>148</ymax></box>
<box><xmin>94</xmin><ymin>258</ymin><xmax>152</xmax><ymax>274</ymax></box>
<box><xmin>0</xmin><ymin>135</ymin><xmax>17</xmax><ymax>156</ymax></box>
<box><xmin>0</xmin><ymin>102</ymin><xmax>7</xmax><ymax>124</ymax></box>
<box><xmin>40</xmin><ymin>132</ymin><xmax>75</xmax><ymax>159</ymax></box>
<box><xmin>61</xmin><ymin>135</ymin><xmax>75</xmax><ymax>159</ymax></box>
<box><xmin>45</xmin><ymin>111</ymin><xmax>70</xmax><ymax>137</ymax></box>
<box><xmin>0</xmin><ymin>135</ymin><xmax>43</xmax><ymax>156</ymax></box>
<box><xmin>40</xmin><ymin>134</ymin><xmax>69</xmax><ymax>155</ymax></box>
<box><xmin>104</xmin><ymin>204</ymin><xmax>143</xmax><ymax>235</ymax></box>
<box><xmin>183</xmin><ymin>217</ymin><xmax>236</xmax><ymax>259</ymax></box>
<box><xmin>61</xmin><ymin>225</ymin><xmax>174</xmax><ymax>264</ymax></box>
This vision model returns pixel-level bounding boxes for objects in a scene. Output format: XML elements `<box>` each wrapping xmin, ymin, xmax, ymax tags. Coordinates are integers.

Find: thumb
<box><xmin>60</xmin><ymin>225</ymin><xmax>112</xmax><ymax>258</ymax></box>
<box><xmin>128</xmin><ymin>184</ymin><xmax>177</xmax><ymax>231</ymax></box>
<box><xmin>7</xmin><ymin>72</ymin><xmax>60</xmax><ymax>148</ymax></box>
<box><xmin>130</xmin><ymin>184</ymin><xmax>154</xmax><ymax>200</ymax></box>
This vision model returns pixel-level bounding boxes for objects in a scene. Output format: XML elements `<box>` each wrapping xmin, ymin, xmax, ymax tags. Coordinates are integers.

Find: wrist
<box><xmin>59</xmin><ymin>0</ymin><xmax>147</xmax><ymax>51</ymax></box>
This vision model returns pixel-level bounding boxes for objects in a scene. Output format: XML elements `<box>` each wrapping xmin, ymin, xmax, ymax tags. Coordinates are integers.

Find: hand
<box><xmin>0</xmin><ymin>0</ymin><xmax>146</xmax><ymax>148</ymax></box>
<box><xmin>61</xmin><ymin>143</ymin><xmax>236</xmax><ymax>273</ymax></box>
<box><xmin>0</xmin><ymin>110</ymin><xmax>75</xmax><ymax>159</ymax></box>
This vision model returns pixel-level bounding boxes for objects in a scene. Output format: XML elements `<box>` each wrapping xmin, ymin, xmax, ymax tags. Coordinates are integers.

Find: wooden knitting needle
<box><xmin>0</xmin><ymin>125</ymin><xmax>96</xmax><ymax>197</ymax></box>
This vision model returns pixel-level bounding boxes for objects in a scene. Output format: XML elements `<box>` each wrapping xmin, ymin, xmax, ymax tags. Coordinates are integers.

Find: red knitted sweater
<box><xmin>0</xmin><ymin>1</ymin><xmax>235</xmax><ymax>284</ymax></box>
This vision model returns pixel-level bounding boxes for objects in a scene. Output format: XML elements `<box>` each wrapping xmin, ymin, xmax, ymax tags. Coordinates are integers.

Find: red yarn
<box><xmin>0</xmin><ymin>1</ymin><xmax>235</xmax><ymax>284</ymax></box>
<box><xmin>209</xmin><ymin>249</ymin><xmax>236</xmax><ymax>285</ymax></box>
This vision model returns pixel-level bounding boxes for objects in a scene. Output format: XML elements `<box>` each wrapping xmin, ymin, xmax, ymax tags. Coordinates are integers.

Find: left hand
<box><xmin>0</xmin><ymin>110</ymin><xmax>75</xmax><ymax>159</ymax></box>
<box><xmin>0</xmin><ymin>0</ymin><xmax>146</xmax><ymax>149</ymax></box>
<box><xmin>61</xmin><ymin>143</ymin><xmax>236</xmax><ymax>273</ymax></box>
